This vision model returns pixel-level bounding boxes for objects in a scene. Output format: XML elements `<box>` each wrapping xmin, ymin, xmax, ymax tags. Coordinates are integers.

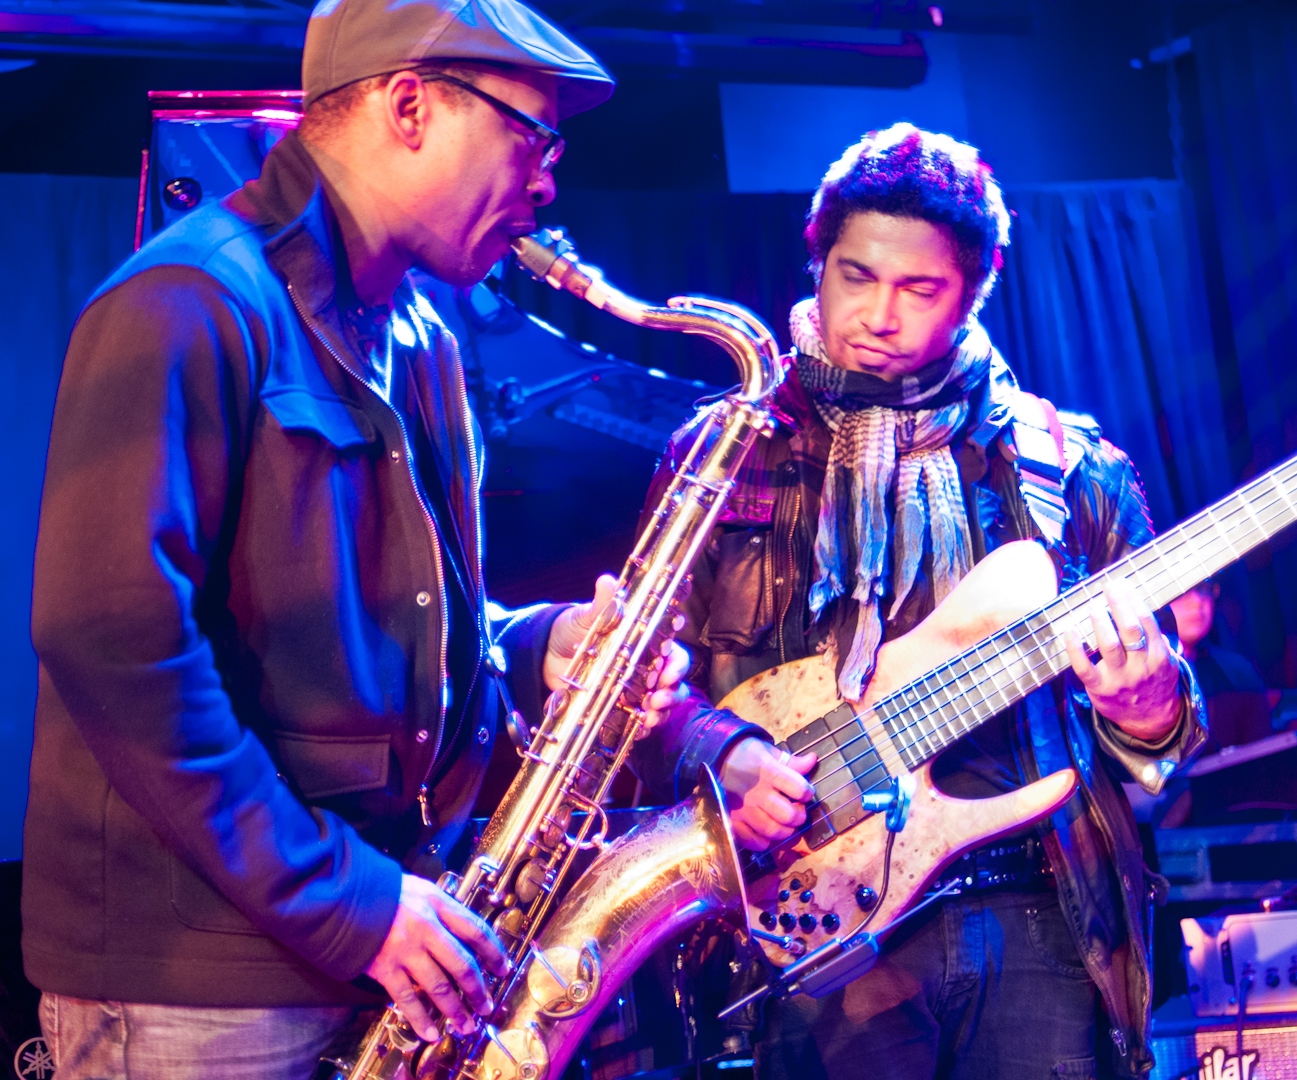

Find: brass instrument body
<box><xmin>332</xmin><ymin>230</ymin><xmax>783</xmax><ymax>1080</ymax></box>
<box><xmin>472</xmin><ymin>770</ymin><xmax>747</xmax><ymax>1080</ymax></box>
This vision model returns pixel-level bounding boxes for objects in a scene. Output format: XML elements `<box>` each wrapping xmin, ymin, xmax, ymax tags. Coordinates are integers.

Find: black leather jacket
<box><xmin>633</xmin><ymin>354</ymin><xmax>1206</xmax><ymax>1077</ymax></box>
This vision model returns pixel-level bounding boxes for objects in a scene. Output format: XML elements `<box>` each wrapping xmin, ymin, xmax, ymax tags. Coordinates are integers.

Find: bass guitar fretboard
<box><xmin>874</xmin><ymin>454</ymin><xmax>1297</xmax><ymax>770</ymax></box>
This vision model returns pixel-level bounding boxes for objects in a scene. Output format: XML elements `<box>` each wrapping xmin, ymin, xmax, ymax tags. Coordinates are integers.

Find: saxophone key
<box><xmin>540</xmin><ymin>809</ymin><xmax>572</xmax><ymax>849</ymax></box>
<box><xmin>514</xmin><ymin>859</ymin><xmax>552</xmax><ymax>905</ymax></box>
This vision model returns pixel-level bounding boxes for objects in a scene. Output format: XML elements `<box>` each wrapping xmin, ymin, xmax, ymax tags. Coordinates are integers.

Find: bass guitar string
<box><xmin>780</xmin><ymin>480</ymin><xmax>1289</xmax><ymax>772</ymax></box>
<box><xmin>758</xmin><ymin>483</ymin><xmax>1295</xmax><ymax>857</ymax></box>
<box><xmin>847</xmin><ymin>478</ymin><xmax>1293</xmax><ymax>765</ymax></box>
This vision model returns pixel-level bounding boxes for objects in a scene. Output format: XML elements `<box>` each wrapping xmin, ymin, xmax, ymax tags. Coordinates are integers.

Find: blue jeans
<box><xmin>754</xmin><ymin>892</ymin><xmax>1099</xmax><ymax>1080</ymax></box>
<box><xmin>38</xmin><ymin>994</ymin><xmax>360</xmax><ymax>1080</ymax></box>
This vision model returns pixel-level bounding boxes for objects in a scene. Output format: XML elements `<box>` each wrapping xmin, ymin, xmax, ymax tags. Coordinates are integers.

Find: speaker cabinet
<box><xmin>1151</xmin><ymin>1013</ymin><xmax>1297</xmax><ymax>1079</ymax></box>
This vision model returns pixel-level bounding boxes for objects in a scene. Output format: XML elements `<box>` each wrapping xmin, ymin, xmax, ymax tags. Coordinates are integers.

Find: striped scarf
<box><xmin>791</xmin><ymin>298</ymin><xmax>993</xmax><ymax>700</ymax></box>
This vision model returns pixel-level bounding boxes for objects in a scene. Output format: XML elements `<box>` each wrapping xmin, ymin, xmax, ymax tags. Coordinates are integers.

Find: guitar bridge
<box><xmin>784</xmin><ymin>703</ymin><xmax>891</xmax><ymax>850</ymax></box>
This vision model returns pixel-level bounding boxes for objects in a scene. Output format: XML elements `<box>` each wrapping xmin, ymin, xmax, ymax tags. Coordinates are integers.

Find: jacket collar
<box><xmin>229</xmin><ymin>133</ymin><xmax>347</xmax><ymax>319</ymax></box>
<box><xmin>767</xmin><ymin>358</ymin><xmax>818</xmax><ymax>433</ymax></box>
<box><xmin>230</xmin><ymin>133</ymin><xmax>392</xmax><ymax>413</ymax></box>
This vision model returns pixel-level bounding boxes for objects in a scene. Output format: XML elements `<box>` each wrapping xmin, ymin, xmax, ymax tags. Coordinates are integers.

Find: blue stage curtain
<box><xmin>1191</xmin><ymin>0</ymin><xmax>1297</xmax><ymax>685</ymax></box>
<box><xmin>0</xmin><ymin>174</ymin><xmax>136</xmax><ymax>859</ymax></box>
<box><xmin>981</xmin><ymin>179</ymin><xmax>1233</xmax><ymax>534</ymax></box>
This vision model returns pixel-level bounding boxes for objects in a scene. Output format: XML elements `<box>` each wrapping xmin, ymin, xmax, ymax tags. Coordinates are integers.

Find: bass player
<box><xmin>631</xmin><ymin>124</ymin><xmax>1207</xmax><ymax>1079</ymax></box>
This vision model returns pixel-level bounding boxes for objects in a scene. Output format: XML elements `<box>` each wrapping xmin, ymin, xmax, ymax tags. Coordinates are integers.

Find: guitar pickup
<box><xmin>785</xmin><ymin>703</ymin><xmax>892</xmax><ymax>850</ymax></box>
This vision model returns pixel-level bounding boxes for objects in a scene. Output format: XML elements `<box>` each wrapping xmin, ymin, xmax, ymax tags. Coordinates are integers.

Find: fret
<box><xmin>1019</xmin><ymin>622</ymin><xmax>1054</xmax><ymax>694</ymax></box>
<box><xmin>1055</xmin><ymin>586</ymin><xmax>1099</xmax><ymax>653</ymax></box>
<box><xmin>1249</xmin><ymin>478</ymin><xmax>1296</xmax><ymax>543</ymax></box>
<box><xmin>1182</xmin><ymin>509</ymin><xmax>1229</xmax><ymax>572</ymax></box>
<box><xmin>1257</xmin><ymin>478</ymin><xmax>1297</xmax><ymax>549</ymax></box>
<box><xmin>929</xmin><ymin>675</ymin><xmax>962</xmax><ymax>741</ymax></box>
<box><xmin>1233</xmin><ymin>491</ymin><xmax>1269</xmax><ymax>551</ymax></box>
<box><xmin>876</xmin><ymin>700</ymin><xmax>908</xmax><ymax>766</ymax></box>
<box><xmin>1218</xmin><ymin>495</ymin><xmax>1262</xmax><ymax>558</ymax></box>
<box><xmin>946</xmin><ymin>654</ymin><xmax>976</xmax><ymax>718</ymax></box>
<box><xmin>1149</xmin><ymin>531</ymin><xmax>1195</xmax><ymax>607</ymax></box>
<box><xmin>918</xmin><ymin>681</ymin><xmax>946</xmax><ymax>753</ymax></box>
<box><xmin>904</xmin><ymin>687</ymin><xmax>934</xmax><ymax>766</ymax></box>
<box><xmin>947</xmin><ymin>693</ymin><xmax>972</xmax><ymax>737</ymax></box>
<box><xmin>878</xmin><ymin>698</ymin><xmax>903</xmax><ymax>746</ymax></box>
<box><xmin>966</xmin><ymin>638</ymin><xmax>1000</xmax><ymax>719</ymax></box>
<box><xmin>1274</xmin><ymin>468</ymin><xmax>1297</xmax><ymax>519</ymax></box>
<box><xmin>1139</xmin><ymin>537</ymin><xmax>1179</xmax><ymax>607</ymax></box>
<box><xmin>1121</xmin><ymin>556</ymin><xmax>1160</xmax><ymax>612</ymax></box>
<box><xmin>911</xmin><ymin>675</ymin><xmax>941</xmax><ymax>756</ymax></box>
<box><xmin>999</xmin><ymin>632</ymin><xmax>1031</xmax><ymax>700</ymax></box>
<box><xmin>899</xmin><ymin>685</ymin><xmax>932</xmax><ymax>760</ymax></box>
<box><xmin>1204</xmin><ymin>501</ymin><xmax>1241</xmax><ymax>562</ymax></box>
<box><xmin>929</xmin><ymin>676</ymin><xmax>960</xmax><ymax>746</ymax></box>
<box><xmin>981</xmin><ymin>648</ymin><xmax>1012</xmax><ymax>716</ymax></box>
<box><xmin>1168</xmin><ymin>502</ymin><xmax>1238</xmax><ymax>600</ymax></box>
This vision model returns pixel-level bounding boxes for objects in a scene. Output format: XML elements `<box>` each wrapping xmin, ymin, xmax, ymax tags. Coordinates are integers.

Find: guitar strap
<box><xmin>1010</xmin><ymin>391</ymin><xmax>1070</xmax><ymax>549</ymax></box>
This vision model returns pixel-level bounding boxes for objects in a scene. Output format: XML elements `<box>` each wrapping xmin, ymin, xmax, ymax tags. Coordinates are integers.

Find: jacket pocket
<box><xmin>261</xmin><ymin>385</ymin><xmax>375</xmax><ymax>450</ymax></box>
<box><xmin>706</xmin><ymin>526</ymin><xmax>774</xmax><ymax>653</ymax></box>
<box><xmin>168</xmin><ymin>852</ymin><xmax>260</xmax><ymax>935</ymax></box>
<box><xmin>272</xmin><ymin>731</ymin><xmax>391</xmax><ymax>800</ymax></box>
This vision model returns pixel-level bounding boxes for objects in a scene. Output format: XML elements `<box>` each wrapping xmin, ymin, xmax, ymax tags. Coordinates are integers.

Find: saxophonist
<box><xmin>631</xmin><ymin>126</ymin><xmax>1207</xmax><ymax>1079</ymax></box>
<box><xmin>22</xmin><ymin>4</ymin><xmax>680</xmax><ymax>1079</ymax></box>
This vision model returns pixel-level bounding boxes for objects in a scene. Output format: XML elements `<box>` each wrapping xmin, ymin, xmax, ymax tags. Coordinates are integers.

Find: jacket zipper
<box><xmin>778</xmin><ymin>487</ymin><xmax>801</xmax><ymax>665</ymax></box>
<box><xmin>286</xmin><ymin>283</ymin><xmax>451</xmax><ymax>826</ymax></box>
<box><xmin>432</xmin><ymin>329</ymin><xmax>487</xmax><ymax>785</ymax></box>
<box><xmin>419</xmin><ymin>317</ymin><xmax>488</xmax><ymax>803</ymax></box>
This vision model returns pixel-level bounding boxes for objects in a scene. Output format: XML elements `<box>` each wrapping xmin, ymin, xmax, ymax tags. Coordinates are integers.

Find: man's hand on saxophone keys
<box><xmin>543</xmin><ymin>573</ymin><xmax>692</xmax><ymax>736</ymax></box>
<box><xmin>364</xmin><ymin>874</ymin><xmax>512</xmax><ymax>1041</ymax></box>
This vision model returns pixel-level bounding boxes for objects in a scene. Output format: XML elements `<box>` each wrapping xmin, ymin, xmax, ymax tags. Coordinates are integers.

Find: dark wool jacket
<box><xmin>23</xmin><ymin>132</ymin><xmax>561</xmax><ymax>1007</ymax></box>
<box><xmin>633</xmin><ymin>357</ymin><xmax>1206</xmax><ymax>1078</ymax></box>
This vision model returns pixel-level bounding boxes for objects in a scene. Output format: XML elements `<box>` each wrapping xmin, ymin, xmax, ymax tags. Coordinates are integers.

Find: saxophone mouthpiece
<box><xmin>511</xmin><ymin>228</ymin><xmax>579</xmax><ymax>285</ymax></box>
<box><xmin>511</xmin><ymin>230</ymin><xmax>610</xmax><ymax>309</ymax></box>
<box><xmin>510</xmin><ymin>230</ymin><xmax>563</xmax><ymax>281</ymax></box>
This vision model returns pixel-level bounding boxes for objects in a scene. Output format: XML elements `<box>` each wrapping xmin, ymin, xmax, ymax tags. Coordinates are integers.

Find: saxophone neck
<box><xmin>510</xmin><ymin>230</ymin><xmax>785</xmax><ymax>404</ymax></box>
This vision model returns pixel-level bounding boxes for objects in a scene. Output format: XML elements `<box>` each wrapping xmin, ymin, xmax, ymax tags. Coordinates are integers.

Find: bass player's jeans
<box><xmin>38</xmin><ymin>994</ymin><xmax>362</xmax><ymax>1080</ymax></box>
<box><xmin>754</xmin><ymin>891</ymin><xmax>1100</xmax><ymax>1080</ymax></box>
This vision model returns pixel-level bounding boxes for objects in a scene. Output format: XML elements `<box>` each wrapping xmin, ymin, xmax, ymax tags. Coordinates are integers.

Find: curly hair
<box><xmin>805</xmin><ymin>123</ymin><xmax>1010</xmax><ymax>313</ymax></box>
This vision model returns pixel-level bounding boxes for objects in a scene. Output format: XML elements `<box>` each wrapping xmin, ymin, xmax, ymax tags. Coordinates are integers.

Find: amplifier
<box><xmin>1150</xmin><ymin>1006</ymin><xmax>1297</xmax><ymax>1080</ymax></box>
<box><xmin>1156</xmin><ymin>823</ymin><xmax>1297</xmax><ymax>902</ymax></box>
<box><xmin>1181</xmin><ymin>910</ymin><xmax>1297</xmax><ymax>1017</ymax></box>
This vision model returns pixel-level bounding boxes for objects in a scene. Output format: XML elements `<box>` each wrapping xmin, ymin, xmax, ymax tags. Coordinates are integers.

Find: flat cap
<box><xmin>303</xmin><ymin>0</ymin><xmax>614</xmax><ymax>119</ymax></box>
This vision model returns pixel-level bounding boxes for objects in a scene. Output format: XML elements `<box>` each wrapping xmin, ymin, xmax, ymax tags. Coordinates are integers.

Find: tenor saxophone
<box><xmin>333</xmin><ymin>229</ymin><xmax>785</xmax><ymax>1080</ymax></box>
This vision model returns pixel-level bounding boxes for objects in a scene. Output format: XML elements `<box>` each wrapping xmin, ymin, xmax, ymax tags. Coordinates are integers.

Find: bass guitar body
<box><xmin>717</xmin><ymin>541</ymin><xmax>1080</xmax><ymax>968</ymax></box>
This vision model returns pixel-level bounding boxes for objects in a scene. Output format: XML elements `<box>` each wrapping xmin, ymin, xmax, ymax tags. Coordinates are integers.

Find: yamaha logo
<box><xmin>13</xmin><ymin>1037</ymin><xmax>54</xmax><ymax>1080</ymax></box>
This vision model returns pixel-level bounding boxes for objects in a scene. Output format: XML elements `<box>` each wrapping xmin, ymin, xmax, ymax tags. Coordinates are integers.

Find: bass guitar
<box><xmin>720</xmin><ymin>452</ymin><xmax>1297</xmax><ymax>974</ymax></box>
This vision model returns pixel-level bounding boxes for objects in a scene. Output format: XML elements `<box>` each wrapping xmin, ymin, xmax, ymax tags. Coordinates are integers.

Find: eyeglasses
<box><xmin>421</xmin><ymin>73</ymin><xmax>565</xmax><ymax>173</ymax></box>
